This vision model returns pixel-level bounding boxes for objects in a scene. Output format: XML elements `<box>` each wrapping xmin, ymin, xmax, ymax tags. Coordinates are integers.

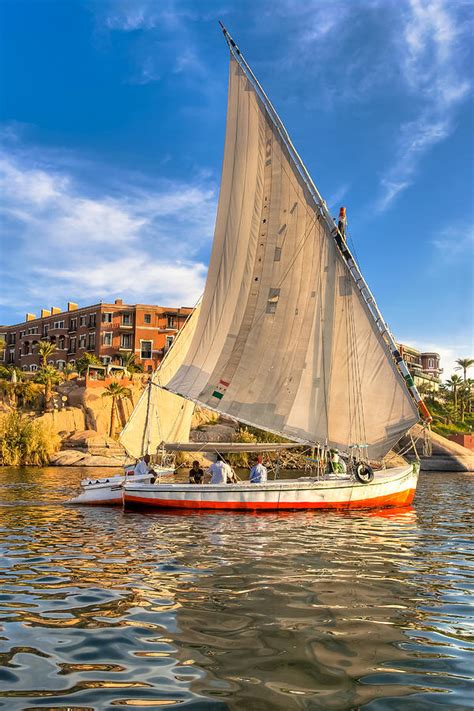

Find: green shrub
<box><xmin>0</xmin><ymin>412</ymin><xmax>60</xmax><ymax>465</ymax></box>
<box><xmin>228</xmin><ymin>427</ymin><xmax>258</xmax><ymax>467</ymax></box>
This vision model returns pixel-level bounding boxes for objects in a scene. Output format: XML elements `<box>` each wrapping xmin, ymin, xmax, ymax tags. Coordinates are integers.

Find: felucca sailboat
<box><xmin>123</xmin><ymin>25</ymin><xmax>431</xmax><ymax>511</ymax></box>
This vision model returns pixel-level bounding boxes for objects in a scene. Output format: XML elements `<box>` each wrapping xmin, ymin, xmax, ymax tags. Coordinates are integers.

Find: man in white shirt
<box><xmin>134</xmin><ymin>454</ymin><xmax>151</xmax><ymax>477</ymax></box>
<box><xmin>208</xmin><ymin>455</ymin><xmax>234</xmax><ymax>484</ymax></box>
<box><xmin>250</xmin><ymin>455</ymin><xmax>268</xmax><ymax>484</ymax></box>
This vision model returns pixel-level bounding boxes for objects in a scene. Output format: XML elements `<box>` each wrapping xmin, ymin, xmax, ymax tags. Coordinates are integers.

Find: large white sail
<box><xmin>119</xmin><ymin>305</ymin><xmax>200</xmax><ymax>459</ymax></box>
<box><xmin>165</xmin><ymin>54</ymin><xmax>419</xmax><ymax>460</ymax></box>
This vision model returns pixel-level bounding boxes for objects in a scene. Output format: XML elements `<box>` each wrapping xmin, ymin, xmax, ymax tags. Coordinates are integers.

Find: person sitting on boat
<box><xmin>329</xmin><ymin>449</ymin><xmax>347</xmax><ymax>475</ymax></box>
<box><xmin>134</xmin><ymin>454</ymin><xmax>151</xmax><ymax>477</ymax></box>
<box><xmin>189</xmin><ymin>460</ymin><xmax>204</xmax><ymax>485</ymax></box>
<box><xmin>208</xmin><ymin>454</ymin><xmax>234</xmax><ymax>484</ymax></box>
<box><xmin>250</xmin><ymin>455</ymin><xmax>268</xmax><ymax>484</ymax></box>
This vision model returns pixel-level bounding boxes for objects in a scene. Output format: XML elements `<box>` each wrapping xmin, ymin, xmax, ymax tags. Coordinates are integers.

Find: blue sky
<box><xmin>0</xmin><ymin>0</ymin><xmax>472</xmax><ymax>377</ymax></box>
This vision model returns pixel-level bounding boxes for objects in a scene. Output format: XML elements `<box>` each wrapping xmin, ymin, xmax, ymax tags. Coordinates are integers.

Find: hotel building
<box><xmin>2</xmin><ymin>300</ymin><xmax>192</xmax><ymax>373</ymax></box>
<box><xmin>397</xmin><ymin>343</ymin><xmax>442</xmax><ymax>391</ymax></box>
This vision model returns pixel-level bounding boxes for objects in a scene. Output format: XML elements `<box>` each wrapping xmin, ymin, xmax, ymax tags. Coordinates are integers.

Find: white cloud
<box><xmin>103</xmin><ymin>0</ymin><xmax>160</xmax><ymax>31</ymax></box>
<box><xmin>432</xmin><ymin>223</ymin><xmax>474</xmax><ymax>262</ymax></box>
<box><xmin>0</xmin><ymin>148</ymin><xmax>216</xmax><ymax>319</ymax></box>
<box><xmin>34</xmin><ymin>257</ymin><xmax>207</xmax><ymax>308</ymax></box>
<box><xmin>96</xmin><ymin>0</ymin><xmax>208</xmax><ymax>84</ymax></box>
<box><xmin>376</xmin><ymin>0</ymin><xmax>471</xmax><ymax>211</ymax></box>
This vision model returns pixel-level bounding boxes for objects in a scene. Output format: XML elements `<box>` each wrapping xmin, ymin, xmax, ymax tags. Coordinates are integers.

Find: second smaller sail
<box><xmin>119</xmin><ymin>304</ymin><xmax>201</xmax><ymax>459</ymax></box>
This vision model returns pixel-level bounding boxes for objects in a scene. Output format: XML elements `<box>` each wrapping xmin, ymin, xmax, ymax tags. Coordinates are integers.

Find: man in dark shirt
<box><xmin>189</xmin><ymin>460</ymin><xmax>204</xmax><ymax>484</ymax></box>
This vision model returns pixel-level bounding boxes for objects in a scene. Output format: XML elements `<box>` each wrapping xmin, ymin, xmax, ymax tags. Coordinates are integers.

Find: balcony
<box><xmin>120</xmin><ymin>323</ymin><xmax>133</xmax><ymax>329</ymax></box>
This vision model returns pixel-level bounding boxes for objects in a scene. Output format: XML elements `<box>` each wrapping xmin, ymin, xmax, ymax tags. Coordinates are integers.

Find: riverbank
<box><xmin>1</xmin><ymin>377</ymin><xmax>473</xmax><ymax>471</ymax></box>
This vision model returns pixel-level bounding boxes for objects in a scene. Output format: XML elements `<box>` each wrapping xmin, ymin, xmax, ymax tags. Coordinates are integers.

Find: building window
<box><xmin>102</xmin><ymin>312</ymin><xmax>112</xmax><ymax>323</ymax></box>
<box><xmin>57</xmin><ymin>360</ymin><xmax>66</xmax><ymax>371</ymax></box>
<box><xmin>69</xmin><ymin>318</ymin><xmax>77</xmax><ymax>331</ymax></box>
<box><xmin>165</xmin><ymin>335</ymin><xmax>174</xmax><ymax>350</ymax></box>
<box><xmin>144</xmin><ymin>313</ymin><xmax>151</xmax><ymax>324</ymax></box>
<box><xmin>53</xmin><ymin>320</ymin><xmax>65</xmax><ymax>329</ymax></box>
<box><xmin>122</xmin><ymin>313</ymin><xmax>132</xmax><ymax>326</ymax></box>
<box><xmin>103</xmin><ymin>332</ymin><xmax>113</xmax><ymax>346</ymax></box>
<box><xmin>140</xmin><ymin>340</ymin><xmax>152</xmax><ymax>359</ymax></box>
<box><xmin>8</xmin><ymin>350</ymin><xmax>15</xmax><ymax>364</ymax></box>
<box><xmin>58</xmin><ymin>336</ymin><xmax>65</xmax><ymax>350</ymax></box>
<box><xmin>87</xmin><ymin>333</ymin><xmax>96</xmax><ymax>351</ymax></box>
<box><xmin>69</xmin><ymin>359</ymin><xmax>75</xmax><ymax>367</ymax></box>
<box><xmin>69</xmin><ymin>337</ymin><xmax>77</xmax><ymax>354</ymax></box>
<box><xmin>79</xmin><ymin>316</ymin><xmax>87</xmax><ymax>327</ymax></box>
<box><xmin>43</xmin><ymin>324</ymin><xmax>49</xmax><ymax>337</ymax></box>
<box><xmin>428</xmin><ymin>358</ymin><xmax>434</xmax><ymax>368</ymax></box>
<box><xmin>30</xmin><ymin>364</ymin><xmax>38</xmax><ymax>372</ymax></box>
<box><xmin>167</xmin><ymin>316</ymin><xmax>175</xmax><ymax>328</ymax></box>
<box><xmin>89</xmin><ymin>314</ymin><xmax>97</xmax><ymax>328</ymax></box>
<box><xmin>120</xmin><ymin>334</ymin><xmax>132</xmax><ymax>349</ymax></box>
<box><xmin>79</xmin><ymin>335</ymin><xmax>87</xmax><ymax>349</ymax></box>
<box><xmin>101</xmin><ymin>355</ymin><xmax>112</xmax><ymax>365</ymax></box>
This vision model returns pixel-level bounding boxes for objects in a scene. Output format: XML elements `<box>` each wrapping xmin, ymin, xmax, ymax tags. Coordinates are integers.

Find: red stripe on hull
<box><xmin>124</xmin><ymin>487</ymin><xmax>416</xmax><ymax>511</ymax></box>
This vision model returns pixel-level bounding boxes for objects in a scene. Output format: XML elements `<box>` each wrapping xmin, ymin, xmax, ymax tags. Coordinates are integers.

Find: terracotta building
<box><xmin>2</xmin><ymin>300</ymin><xmax>192</xmax><ymax>373</ymax></box>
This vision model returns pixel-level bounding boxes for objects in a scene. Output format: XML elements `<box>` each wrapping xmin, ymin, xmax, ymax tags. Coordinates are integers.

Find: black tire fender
<box><xmin>355</xmin><ymin>463</ymin><xmax>374</xmax><ymax>484</ymax></box>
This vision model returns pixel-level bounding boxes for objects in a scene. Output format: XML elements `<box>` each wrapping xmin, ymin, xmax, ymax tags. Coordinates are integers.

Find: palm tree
<box><xmin>76</xmin><ymin>352</ymin><xmax>102</xmax><ymax>375</ymax></box>
<box><xmin>445</xmin><ymin>374</ymin><xmax>463</xmax><ymax>420</ymax></box>
<box><xmin>34</xmin><ymin>365</ymin><xmax>62</xmax><ymax>411</ymax></box>
<box><xmin>455</xmin><ymin>358</ymin><xmax>474</xmax><ymax>381</ymax></box>
<box><xmin>116</xmin><ymin>352</ymin><xmax>144</xmax><ymax>374</ymax></box>
<box><xmin>101</xmin><ymin>381</ymin><xmax>132</xmax><ymax>438</ymax></box>
<box><xmin>416</xmin><ymin>381</ymin><xmax>434</xmax><ymax>398</ymax></box>
<box><xmin>37</xmin><ymin>340</ymin><xmax>56</xmax><ymax>367</ymax></box>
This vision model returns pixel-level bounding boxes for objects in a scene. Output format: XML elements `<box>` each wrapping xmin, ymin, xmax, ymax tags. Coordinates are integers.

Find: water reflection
<box><xmin>0</xmin><ymin>467</ymin><xmax>472</xmax><ymax>709</ymax></box>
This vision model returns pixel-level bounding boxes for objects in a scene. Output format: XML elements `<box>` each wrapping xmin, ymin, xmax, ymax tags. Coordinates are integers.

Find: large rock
<box><xmin>398</xmin><ymin>423</ymin><xmax>474</xmax><ymax>471</ymax></box>
<box><xmin>190</xmin><ymin>422</ymin><xmax>239</xmax><ymax>443</ymax></box>
<box><xmin>77</xmin><ymin>453</ymin><xmax>125</xmax><ymax>467</ymax></box>
<box><xmin>36</xmin><ymin>408</ymin><xmax>86</xmax><ymax>437</ymax></box>
<box><xmin>62</xmin><ymin>430</ymin><xmax>125</xmax><ymax>457</ymax></box>
<box><xmin>49</xmin><ymin>449</ymin><xmax>125</xmax><ymax>467</ymax></box>
<box><xmin>50</xmin><ymin>449</ymin><xmax>87</xmax><ymax>466</ymax></box>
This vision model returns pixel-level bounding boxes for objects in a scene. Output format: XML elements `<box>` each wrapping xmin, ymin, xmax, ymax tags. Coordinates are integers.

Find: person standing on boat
<box><xmin>134</xmin><ymin>454</ymin><xmax>151</xmax><ymax>476</ymax></box>
<box><xmin>189</xmin><ymin>460</ymin><xmax>204</xmax><ymax>484</ymax></box>
<box><xmin>208</xmin><ymin>454</ymin><xmax>234</xmax><ymax>484</ymax></box>
<box><xmin>250</xmin><ymin>455</ymin><xmax>268</xmax><ymax>484</ymax></box>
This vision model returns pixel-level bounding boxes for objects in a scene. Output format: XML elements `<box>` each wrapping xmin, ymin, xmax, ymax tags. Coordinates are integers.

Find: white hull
<box><xmin>68</xmin><ymin>468</ymin><xmax>175</xmax><ymax>505</ymax></box>
<box><xmin>123</xmin><ymin>464</ymin><xmax>419</xmax><ymax>511</ymax></box>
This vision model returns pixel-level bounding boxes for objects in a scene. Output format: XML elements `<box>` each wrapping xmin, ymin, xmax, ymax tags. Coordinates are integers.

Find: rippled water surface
<box><xmin>0</xmin><ymin>467</ymin><xmax>472</xmax><ymax>710</ymax></box>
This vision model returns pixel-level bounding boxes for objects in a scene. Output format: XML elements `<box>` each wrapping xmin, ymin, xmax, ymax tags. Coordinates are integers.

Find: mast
<box><xmin>218</xmin><ymin>22</ymin><xmax>431</xmax><ymax>424</ymax></box>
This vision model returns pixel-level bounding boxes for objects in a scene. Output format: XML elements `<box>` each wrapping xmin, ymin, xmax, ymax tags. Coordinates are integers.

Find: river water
<box><xmin>0</xmin><ymin>467</ymin><xmax>472</xmax><ymax>710</ymax></box>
